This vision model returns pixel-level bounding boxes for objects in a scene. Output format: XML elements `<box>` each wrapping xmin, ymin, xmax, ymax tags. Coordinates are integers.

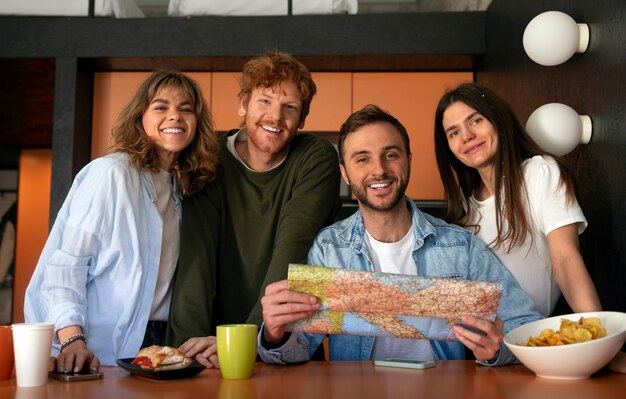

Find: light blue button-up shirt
<box><xmin>24</xmin><ymin>152</ymin><xmax>181</xmax><ymax>365</ymax></box>
<box><xmin>258</xmin><ymin>198</ymin><xmax>542</xmax><ymax>366</ymax></box>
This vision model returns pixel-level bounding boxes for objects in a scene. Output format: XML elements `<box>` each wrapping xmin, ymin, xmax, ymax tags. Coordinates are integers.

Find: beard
<box><xmin>244</xmin><ymin>118</ymin><xmax>294</xmax><ymax>157</ymax></box>
<box><xmin>348</xmin><ymin>174</ymin><xmax>409</xmax><ymax>212</ymax></box>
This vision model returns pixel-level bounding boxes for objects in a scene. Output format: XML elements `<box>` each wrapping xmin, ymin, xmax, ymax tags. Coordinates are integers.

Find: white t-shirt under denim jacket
<box><xmin>258</xmin><ymin>198</ymin><xmax>542</xmax><ymax>366</ymax></box>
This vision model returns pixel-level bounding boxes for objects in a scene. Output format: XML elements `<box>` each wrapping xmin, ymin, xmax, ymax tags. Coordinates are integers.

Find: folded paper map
<box><xmin>286</xmin><ymin>264</ymin><xmax>503</xmax><ymax>340</ymax></box>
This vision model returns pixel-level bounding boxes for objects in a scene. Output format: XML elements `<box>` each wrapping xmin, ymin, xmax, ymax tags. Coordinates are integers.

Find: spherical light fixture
<box><xmin>525</xmin><ymin>103</ymin><xmax>592</xmax><ymax>156</ymax></box>
<box><xmin>523</xmin><ymin>11</ymin><xmax>589</xmax><ymax>66</ymax></box>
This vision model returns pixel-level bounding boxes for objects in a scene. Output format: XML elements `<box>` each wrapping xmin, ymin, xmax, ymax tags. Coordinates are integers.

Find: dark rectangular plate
<box><xmin>116</xmin><ymin>358</ymin><xmax>205</xmax><ymax>381</ymax></box>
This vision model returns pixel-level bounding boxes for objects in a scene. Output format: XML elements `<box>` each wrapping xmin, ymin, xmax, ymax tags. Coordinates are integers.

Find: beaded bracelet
<box><xmin>60</xmin><ymin>333</ymin><xmax>88</xmax><ymax>352</ymax></box>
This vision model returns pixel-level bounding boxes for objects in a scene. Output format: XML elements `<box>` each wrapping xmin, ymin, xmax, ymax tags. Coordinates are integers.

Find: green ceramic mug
<box><xmin>217</xmin><ymin>324</ymin><xmax>258</xmax><ymax>379</ymax></box>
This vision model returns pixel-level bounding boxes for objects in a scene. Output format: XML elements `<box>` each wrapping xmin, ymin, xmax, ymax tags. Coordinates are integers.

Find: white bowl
<box><xmin>504</xmin><ymin>311</ymin><xmax>626</xmax><ymax>380</ymax></box>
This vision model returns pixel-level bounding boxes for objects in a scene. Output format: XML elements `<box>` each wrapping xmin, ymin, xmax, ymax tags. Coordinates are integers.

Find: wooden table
<box><xmin>0</xmin><ymin>361</ymin><xmax>623</xmax><ymax>399</ymax></box>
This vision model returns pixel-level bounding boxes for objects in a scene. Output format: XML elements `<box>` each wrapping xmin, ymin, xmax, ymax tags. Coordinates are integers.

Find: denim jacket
<box><xmin>258</xmin><ymin>198</ymin><xmax>542</xmax><ymax>366</ymax></box>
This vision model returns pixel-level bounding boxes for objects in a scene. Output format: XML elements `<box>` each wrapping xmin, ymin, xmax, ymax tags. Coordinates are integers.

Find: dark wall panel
<box><xmin>477</xmin><ymin>0</ymin><xmax>626</xmax><ymax>315</ymax></box>
<box><xmin>0</xmin><ymin>59</ymin><xmax>54</xmax><ymax>168</ymax></box>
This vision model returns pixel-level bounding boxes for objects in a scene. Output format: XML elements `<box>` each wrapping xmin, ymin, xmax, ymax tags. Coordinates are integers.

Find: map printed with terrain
<box><xmin>286</xmin><ymin>264</ymin><xmax>503</xmax><ymax>341</ymax></box>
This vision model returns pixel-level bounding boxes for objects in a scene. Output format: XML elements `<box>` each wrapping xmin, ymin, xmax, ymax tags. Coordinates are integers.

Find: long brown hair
<box><xmin>433</xmin><ymin>82</ymin><xmax>576</xmax><ymax>252</ymax></box>
<box><xmin>111</xmin><ymin>70</ymin><xmax>219</xmax><ymax>196</ymax></box>
<box><xmin>238</xmin><ymin>51</ymin><xmax>316</xmax><ymax>126</ymax></box>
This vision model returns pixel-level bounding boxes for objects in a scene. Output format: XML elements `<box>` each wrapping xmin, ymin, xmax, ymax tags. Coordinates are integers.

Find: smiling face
<box><xmin>142</xmin><ymin>85</ymin><xmax>197</xmax><ymax>170</ymax></box>
<box><xmin>442</xmin><ymin>101</ymin><xmax>499</xmax><ymax>175</ymax></box>
<box><xmin>340</xmin><ymin>121</ymin><xmax>410</xmax><ymax>213</ymax></box>
<box><xmin>238</xmin><ymin>80</ymin><xmax>304</xmax><ymax>166</ymax></box>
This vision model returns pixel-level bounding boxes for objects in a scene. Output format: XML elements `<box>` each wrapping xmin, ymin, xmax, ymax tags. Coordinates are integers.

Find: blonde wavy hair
<box><xmin>111</xmin><ymin>70</ymin><xmax>219</xmax><ymax>196</ymax></box>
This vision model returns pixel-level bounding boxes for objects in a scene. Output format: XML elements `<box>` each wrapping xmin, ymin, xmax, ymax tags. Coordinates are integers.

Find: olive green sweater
<box><xmin>167</xmin><ymin>132</ymin><xmax>341</xmax><ymax>345</ymax></box>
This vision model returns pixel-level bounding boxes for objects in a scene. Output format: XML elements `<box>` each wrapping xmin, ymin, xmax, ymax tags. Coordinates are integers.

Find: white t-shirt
<box><xmin>149</xmin><ymin>170</ymin><xmax>180</xmax><ymax>321</ymax></box>
<box><xmin>364</xmin><ymin>227</ymin><xmax>434</xmax><ymax>361</ymax></box>
<box><xmin>468</xmin><ymin>156</ymin><xmax>587</xmax><ymax>316</ymax></box>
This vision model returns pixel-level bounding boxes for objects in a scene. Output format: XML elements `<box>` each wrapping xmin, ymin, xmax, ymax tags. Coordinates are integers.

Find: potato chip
<box><xmin>521</xmin><ymin>316</ymin><xmax>607</xmax><ymax>347</ymax></box>
<box><xmin>573</xmin><ymin>328</ymin><xmax>592</xmax><ymax>342</ymax></box>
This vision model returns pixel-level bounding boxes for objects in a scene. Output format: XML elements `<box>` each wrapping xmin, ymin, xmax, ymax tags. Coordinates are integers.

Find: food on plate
<box><xmin>522</xmin><ymin>316</ymin><xmax>607</xmax><ymax>347</ymax></box>
<box><xmin>131</xmin><ymin>345</ymin><xmax>192</xmax><ymax>371</ymax></box>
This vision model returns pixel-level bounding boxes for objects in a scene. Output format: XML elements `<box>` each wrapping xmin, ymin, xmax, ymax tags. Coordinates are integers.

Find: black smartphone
<box><xmin>454</xmin><ymin>322</ymin><xmax>487</xmax><ymax>336</ymax></box>
<box><xmin>374</xmin><ymin>359</ymin><xmax>436</xmax><ymax>370</ymax></box>
<box><xmin>48</xmin><ymin>369</ymin><xmax>104</xmax><ymax>382</ymax></box>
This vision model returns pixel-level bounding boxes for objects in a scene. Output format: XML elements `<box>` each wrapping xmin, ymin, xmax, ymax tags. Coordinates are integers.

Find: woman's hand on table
<box><xmin>261</xmin><ymin>279</ymin><xmax>320</xmax><ymax>345</ymax></box>
<box><xmin>179</xmin><ymin>336</ymin><xmax>219</xmax><ymax>368</ymax></box>
<box><xmin>452</xmin><ymin>315</ymin><xmax>504</xmax><ymax>362</ymax></box>
<box><xmin>51</xmin><ymin>340</ymin><xmax>100</xmax><ymax>373</ymax></box>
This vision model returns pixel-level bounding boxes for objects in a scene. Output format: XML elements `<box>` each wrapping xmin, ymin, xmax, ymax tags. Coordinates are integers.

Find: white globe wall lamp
<box><xmin>523</xmin><ymin>11</ymin><xmax>589</xmax><ymax>66</ymax></box>
<box><xmin>525</xmin><ymin>103</ymin><xmax>592</xmax><ymax>156</ymax></box>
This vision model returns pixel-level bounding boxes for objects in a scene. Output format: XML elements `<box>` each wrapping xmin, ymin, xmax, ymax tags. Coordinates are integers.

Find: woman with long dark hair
<box><xmin>434</xmin><ymin>82</ymin><xmax>600</xmax><ymax>317</ymax></box>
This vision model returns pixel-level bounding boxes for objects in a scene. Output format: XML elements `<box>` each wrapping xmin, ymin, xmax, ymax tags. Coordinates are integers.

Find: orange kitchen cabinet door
<box><xmin>211</xmin><ymin>72</ymin><xmax>242</xmax><ymax>132</ymax></box>
<box><xmin>91</xmin><ymin>72</ymin><xmax>211</xmax><ymax>159</ymax></box>
<box><xmin>13</xmin><ymin>149</ymin><xmax>52</xmax><ymax>323</ymax></box>
<box><xmin>352</xmin><ymin>72</ymin><xmax>473</xmax><ymax>200</ymax></box>
<box><xmin>306</xmin><ymin>72</ymin><xmax>352</xmax><ymax>132</ymax></box>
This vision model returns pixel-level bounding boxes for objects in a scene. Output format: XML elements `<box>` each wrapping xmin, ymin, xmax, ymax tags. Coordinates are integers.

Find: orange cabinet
<box><xmin>13</xmin><ymin>149</ymin><xmax>51</xmax><ymax>322</ymax></box>
<box><xmin>210</xmin><ymin>72</ymin><xmax>241</xmax><ymax>131</ymax></box>
<box><xmin>306</xmin><ymin>73</ymin><xmax>352</xmax><ymax>132</ymax></box>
